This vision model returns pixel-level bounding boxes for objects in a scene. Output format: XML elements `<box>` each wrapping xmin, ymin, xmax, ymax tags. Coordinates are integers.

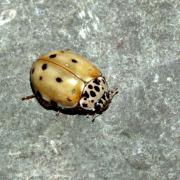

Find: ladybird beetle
<box><xmin>22</xmin><ymin>50</ymin><xmax>118</xmax><ymax>120</ymax></box>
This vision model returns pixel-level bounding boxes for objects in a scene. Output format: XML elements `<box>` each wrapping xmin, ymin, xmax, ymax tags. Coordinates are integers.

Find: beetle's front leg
<box><xmin>22</xmin><ymin>95</ymin><xmax>35</xmax><ymax>101</ymax></box>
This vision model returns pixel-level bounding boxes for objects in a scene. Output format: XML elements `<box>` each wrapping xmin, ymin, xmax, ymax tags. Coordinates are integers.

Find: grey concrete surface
<box><xmin>0</xmin><ymin>0</ymin><xmax>180</xmax><ymax>179</ymax></box>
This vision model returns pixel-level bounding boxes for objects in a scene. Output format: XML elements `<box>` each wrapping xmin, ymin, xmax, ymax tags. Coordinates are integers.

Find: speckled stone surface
<box><xmin>0</xmin><ymin>0</ymin><xmax>179</xmax><ymax>179</ymax></box>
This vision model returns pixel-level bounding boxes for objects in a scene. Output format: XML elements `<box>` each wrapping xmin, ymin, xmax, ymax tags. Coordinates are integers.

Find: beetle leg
<box><xmin>56</xmin><ymin>111</ymin><xmax>61</xmax><ymax>117</ymax></box>
<box><xmin>108</xmin><ymin>88</ymin><xmax>118</xmax><ymax>102</ymax></box>
<box><xmin>22</xmin><ymin>95</ymin><xmax>35</xmax><ymax>101</ymax></box>
<box><xmin>91</xmin><ymin>114</ymin><xmax>101</xmax><ymax>122</ymax></box>
<box><xmin>86</xmin><ymin>114</ymin><xmax>90</xmax><ymax>118</ymax></box>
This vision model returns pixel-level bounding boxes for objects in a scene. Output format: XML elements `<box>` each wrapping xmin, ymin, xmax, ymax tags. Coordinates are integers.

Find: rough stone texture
<box><xmin>0</xmin><ymin>0</ymin><xmax>179</xmax><ymax>179</ymax></box>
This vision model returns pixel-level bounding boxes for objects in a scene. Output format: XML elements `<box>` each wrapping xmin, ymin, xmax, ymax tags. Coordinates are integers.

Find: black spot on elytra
<box><xmin>102</xmin><ymin>87</ymin><xmax>104</xmax><ymax>90</ymax></box>
<box><xmin>82</xmin><ymin>103</ymin><xmax>88</xmax><ymax>107</ymax></box>
<box><xmin>50</xmin><ymin>100</ymin><xmax>57</xmax><ymax>107</ymax></box>
<box><xmin>94</xmin><ymin>86</ymin><xmax>100</xmax><ymax>92</ymax></box>
<box><xmin>42</xmin><ymin>64</ymin><xmax>47</xmax><ymax>70</ymax></box>
<box><xmin>56</xmin><ymin>77</ymin><xmax>62</xmax><ymax>83</ymax></box>
<box><xmin>83</xmin><ymin>91</ymin><xmax>89</xmax><ymax>98</ymax></box>
<box><xmin>39</xmin><ymin>76</ymin><xmax>43</xmax><ymax>80</ymax></box>
<box><xmin>90</xmin><ymin>91</ymin><xmax>96</xmax><ymax>97</ymax></box>
<box><xmin>49</xmin><ymin>54</ymin><xmax>57</xmax><ymax>58</ymax></box>
<box><xmin>84</xmin><ymin>97</ymin><xmax>87</xmax><ymax>100</ymax></box>
<box><xmin>31</xmin><ymin>68</ymin><xmax>34</xmax><ymax>74</ymax></box>
<box><xmin>93</xmin><ymin>79</ymin><xmax>100</xmax><ymax>85</ymax></box>
<box><xmin>91</xmin><ymin>100</ymin><xmax>94</xmax><ymax>103</ymax></box>
<box><xmin>67</xmin><ymin>97</ymin><xmax>72</xmax><ymax>102</ymax></box>
<box><xmin>88</xmin><ymin>84</ymin><xmax>93</xmax><ymax>89</ymax></box>
<box><xmin>72</xmin><ymin>59</ymin><xmax>78</xmax><ymax>63</ymax></box>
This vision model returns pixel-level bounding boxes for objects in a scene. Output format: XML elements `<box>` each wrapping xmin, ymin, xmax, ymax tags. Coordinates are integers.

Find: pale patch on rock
<box><xmin>79</xmin><ymin>10</ymin><xmax>85</xmax><ymax>19</ymax></box>
<box><xmin>153</xmin><ymin>73</ymin><xmax>159</xmax><ymax>83</ymax></box>
<box><xmin>0</xmin><ymin>9</ymin><xmax>16</xmax><ymax>26</ymax></box>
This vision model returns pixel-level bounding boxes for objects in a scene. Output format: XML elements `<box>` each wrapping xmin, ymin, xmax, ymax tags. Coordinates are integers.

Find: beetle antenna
<box><xmin>22</xmin><ymin>95</ymin><xmax>35</xmax><ymax>101</ymax></box>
